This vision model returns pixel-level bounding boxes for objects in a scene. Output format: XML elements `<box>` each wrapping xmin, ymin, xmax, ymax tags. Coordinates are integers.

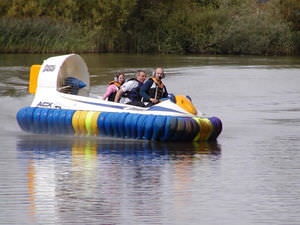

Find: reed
<box><xmin>0</xmin><ymin>18</ymin><xmax>96</xmax><ymax>53</ymax></box>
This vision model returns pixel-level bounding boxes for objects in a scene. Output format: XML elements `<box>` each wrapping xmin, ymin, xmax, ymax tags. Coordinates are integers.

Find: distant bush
<box><xmin>211</xmin><ymin>4</ymin><xmax>294</xmax><ymax>55</ymax></box>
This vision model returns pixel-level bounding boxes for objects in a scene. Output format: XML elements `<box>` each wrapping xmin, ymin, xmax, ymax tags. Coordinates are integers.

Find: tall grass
<box><xmin>0</xmin><ymin>18</ymin><xmax>97</xmax><ymax>53</ymax></box>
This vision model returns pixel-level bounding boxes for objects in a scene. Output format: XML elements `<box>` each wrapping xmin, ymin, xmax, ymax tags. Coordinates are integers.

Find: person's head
<box><xmin>153</xmin><ymin>67</ymin><xmax>164</xmax><ymax>81</ymax></box>
<box><xmin>136</xmin><ymin>70</ymin><xmax>146</xmax><ymax>83</ymax></box>
<box><xmin>115</xmin><ymin>73</ymin><xmax>125</xmax><ymax>85</ymax></box>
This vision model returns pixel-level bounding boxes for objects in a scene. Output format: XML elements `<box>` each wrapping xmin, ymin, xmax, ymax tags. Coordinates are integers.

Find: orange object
<box><xmin>175</xmin><ymin>95</ymin><xmax>197</xmax><ymax>115</ymax></box>
<box><xmin>29</xmin><ymin>65</ymin><xmax>41</xmax><ymax>94</ymax></box>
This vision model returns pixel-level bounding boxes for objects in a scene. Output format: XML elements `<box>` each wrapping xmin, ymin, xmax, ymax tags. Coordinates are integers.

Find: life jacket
<box><xmin>107</xmin><ymin>81</ymin><xmax>121</xmax><ymax>101</ymax></box>
<box><xmin>122</xmin><ymin>78</ymin><xmax>143</xmax><ymax>102</ymax></box>
<box><xmin>108</xmin><ymin>81</ymin><xmax>121</xmax><ymax>87</ymax></box>
<box><xmin>147</xmin><ymin>77</ymin><xmax>165</xmax><ymax>100</ymax></box>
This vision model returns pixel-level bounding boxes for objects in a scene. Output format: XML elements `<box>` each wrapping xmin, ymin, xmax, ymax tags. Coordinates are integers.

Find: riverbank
<box><xmin>0</xmin><ymin>0</ymin><xmax>299</xmax><ymax>55</ymax></box>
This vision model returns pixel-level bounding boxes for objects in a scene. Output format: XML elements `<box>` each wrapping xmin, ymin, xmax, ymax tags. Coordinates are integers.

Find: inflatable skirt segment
<box><xmin>17</xmin><ymin>107</ymin><xmax>222</xmax><ymax>141</ymax></box>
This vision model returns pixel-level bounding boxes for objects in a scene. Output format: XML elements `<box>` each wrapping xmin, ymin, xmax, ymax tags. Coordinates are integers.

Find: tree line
<box><xmin>0</xmin><ymin>0</ymin><xmax>299</xmax><ymax>55</ymax></box>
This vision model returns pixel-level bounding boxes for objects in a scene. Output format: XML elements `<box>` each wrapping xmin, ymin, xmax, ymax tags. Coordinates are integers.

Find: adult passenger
<box><xmin>114</xmin><ymin>70</ymin><xmax>146</xmax><ymax>106</ymax></box>
<box><xmin>102</xmin><ymin>73</ymin><xmax>125</xmax><ymax>101</ymax></box>
<box><xmin>140</xmin><ymin>67</ymin><xmax>168</xmax><ymax>106</ymax></box>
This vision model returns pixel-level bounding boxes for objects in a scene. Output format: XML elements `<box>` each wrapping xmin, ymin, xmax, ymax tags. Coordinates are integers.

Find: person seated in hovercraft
<box><xmin>102</xmin><ymin>73</ymin><xmax>125</xmax><ymax>101</ymax></box>
<box><xmin>114</xmin><ymin>70</ymin><xmax>146</xmax><ymax>107</ymax></box>
<box><xmin>140</xmin><ymin>67</ymin><xmax>168</xmax><ymax>107</ymax></box>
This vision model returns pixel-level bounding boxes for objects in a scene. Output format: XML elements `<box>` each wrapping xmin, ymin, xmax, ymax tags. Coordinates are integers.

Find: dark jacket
<box><xmin>140</xmin><ymin>78</ymin><xmax>168</xmax><ymax>102</ymax></box>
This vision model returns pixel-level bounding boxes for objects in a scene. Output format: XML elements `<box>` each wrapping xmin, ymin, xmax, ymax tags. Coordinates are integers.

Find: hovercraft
<box><xmin>16</xmin><ymin>54</ymin><xmax>222</xmax><ymax>141</ymax></box>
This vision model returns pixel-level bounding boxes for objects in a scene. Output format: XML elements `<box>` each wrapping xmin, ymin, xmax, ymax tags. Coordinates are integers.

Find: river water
<box><xmin>0</xmin><ymin>54</ymin><xmax>299</xmax><ymax>225</ymax></box>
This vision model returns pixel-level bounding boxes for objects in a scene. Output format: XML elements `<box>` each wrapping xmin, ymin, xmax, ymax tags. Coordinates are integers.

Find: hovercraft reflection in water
<box><xmin>17</xmin><ymin>136</ymin><xmax>221</xmax><ymax>222</ymax></box>
<box><xmin>17</xmin><ymin>136</ymin><xmax>221</xmax><ymax>159</ymax></box>
<box><xmin>16</xmin><ymin>54</ymin><xmax>222</xmax><ymax>141</ymax></box>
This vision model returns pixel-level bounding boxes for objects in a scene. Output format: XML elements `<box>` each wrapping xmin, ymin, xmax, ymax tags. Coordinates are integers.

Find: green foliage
<box><xmin>0</xmin><ymin>0</ymin><xmax>299</xmax><ymax>55</ymax></box>
<box><xmin>95</xmin><ymin>0</ymin><xmax>137</xmax><ymax>52</ymax></box>
<box><xmin>0</xmin><ymin>18</ymin><xmax>96</xmax><ymax>53</ymax></box>
<box><xmin>211</xmin><ymin>0</ymin><xmax>294</xmax><ymax>55</ymax></box>
<box><xmin>279</xmin><ymin>0</ymin><xmax>300</xmax><ymax>30</ymax></box>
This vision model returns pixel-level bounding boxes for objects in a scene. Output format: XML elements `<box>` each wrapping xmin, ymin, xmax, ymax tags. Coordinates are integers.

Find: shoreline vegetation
<box><xmin>0</xmin><ymin>0</ymin><xmax>299</xmax><ymax>55</ymax></box>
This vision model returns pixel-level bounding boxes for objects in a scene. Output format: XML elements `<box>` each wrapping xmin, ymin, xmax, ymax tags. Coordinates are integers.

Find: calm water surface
<box><xmin>0</xmin><ymin>54</ymin><xmax>300</xmax><ymax>225</ymax></box>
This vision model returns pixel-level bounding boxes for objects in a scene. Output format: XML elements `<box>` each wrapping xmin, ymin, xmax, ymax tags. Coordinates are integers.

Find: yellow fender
<box><xmin>193</xmin><ymin>117</ymin><xmax>213</xmax><ymax>141</ymax></box>
<box><xmin>85</xmin><ymin>111</ymin><xmax>100</xmax><ymax>136</ymax></box>
<box><xmin>78</xmin><ymin>111</ymin><xmax>88</xmax><ymax>134</ymax></box>
<box><xmin>72</xmin><ymin>111</ymin><xmax>88</xmax><ymax>135</ymax></box>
